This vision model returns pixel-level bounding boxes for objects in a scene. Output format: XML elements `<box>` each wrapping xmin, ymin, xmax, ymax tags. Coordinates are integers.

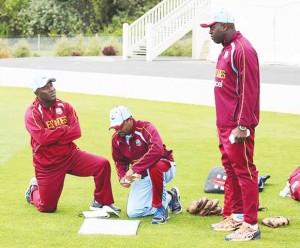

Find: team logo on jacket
<box><xmin>135</xmin><ymin>139</ymin><xmax>141</xmax><ymax>146</ymax></box>
<box><xmin>215</xmin><ymin>69</ymin><xmax>225</xmax><ymax>79</ymax></box>
<box><xmin>56</xmin><ymin>107</ymin><xmax>63</xmax><ymax>115</ymax></box>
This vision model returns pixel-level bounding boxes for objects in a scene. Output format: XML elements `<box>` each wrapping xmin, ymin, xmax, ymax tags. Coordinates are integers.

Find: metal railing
<box><xmin>123</xmin><ymin>0</ymin><xmax>210</xmax><ymax>60</ymax></box>
<box><xmin>147</xmin><ymin>0</ymin><xmax>210</xmax><ymax>61</ymax></box>
<box><xmin>123</xmin><ymin>0</ymin><xmax>190</xmax><ymax>59</ymax></box>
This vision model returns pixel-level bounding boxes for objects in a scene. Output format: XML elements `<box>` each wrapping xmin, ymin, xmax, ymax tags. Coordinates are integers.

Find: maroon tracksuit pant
<box><xmin>30</xmin><ymin>149</ymin><xmax>114</xmax><ymax>212</ymax></box>
<box><xmin>148</xmin><ymin>159</ymin><xmax>171</xmax><ymax>208</ymax></box>
<box><xmin>218</xmin><ymin>127</ymin><xmax>259</xmax><ymax>225</ymax></box>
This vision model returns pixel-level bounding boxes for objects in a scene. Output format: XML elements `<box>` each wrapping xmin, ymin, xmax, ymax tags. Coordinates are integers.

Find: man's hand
<box><xmin>120</xmin><ymin>176</ymin><xmax>131</xmax><ymax>188</ymax></box>
<box><xmin>229</xmin><ymin>127</ymin><xmax>249</xmax><ymax>144</ymax></box>
<box><xmin>125</xmin><ymin>168</ymin><xmax>135</xmax><ymax>181</ymax></box>
<box><xmin>119</xmin><ymin>168</ymin><xmax>135</xmax><ymax>188</ymax></box>
<box><xmin>120</xmin><ymin>168</ymin><xmax>142</xmax><ymax>187</ymax></box>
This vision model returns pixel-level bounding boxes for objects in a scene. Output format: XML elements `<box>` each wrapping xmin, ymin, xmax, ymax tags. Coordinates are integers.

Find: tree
<box><xmin>0</xmin><ymin>0</ymin><xmax>162</xmax><ymax>36</ymax></box>
<box><xmin>13</xmin><ymin>0</ymin><xmax>84</xmax><ymax>36</ymax></box>
<box><xmin>0</xmin><ymin>0</ymin><xmax>28</xmax><ymax>36</ymax></box>
<box><xmin>101</xmin><ymin>0</ymin><xmax>161</xmax><ymax>34</ymax></box>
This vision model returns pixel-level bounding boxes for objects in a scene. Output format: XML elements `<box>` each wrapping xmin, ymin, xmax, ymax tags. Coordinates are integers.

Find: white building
<box><xmin>194</xmin><ymin>0</ymin><xmax>300</xmax><ymax>65</ymax></box>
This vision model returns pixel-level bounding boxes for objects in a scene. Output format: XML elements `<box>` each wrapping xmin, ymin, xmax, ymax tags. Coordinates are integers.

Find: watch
<box><xmin>238</xmin><ymin>125</ymin><xmax>247</xmax><ymax>131</ymax></box>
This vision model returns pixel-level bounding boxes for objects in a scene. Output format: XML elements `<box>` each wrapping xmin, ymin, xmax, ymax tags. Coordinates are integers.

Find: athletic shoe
<box><xmin>90</xmin><ymin>199</ymin><xmax>121</xmax><ymax>212</ymax></box>
<box><xmin>25</xmin><ymin>177</ymin><xmax>38</xmax><ymax>203</ymax></box>
<box><xmin>225</xmin><ymin>222</ymin><xmax>261</xmax><ymax>241</ymax></box>
<box><xmin>211</xmin><ymin>215</ymin><xmax>243</xmax><ymax>231</ymax></box>
<box><xmin>151</xmin><ymin>206</ymin><xmax>169</xmax><ymax>224</ymax></box>
<box><xmin>167</xmin><ymin>187</ymin><xmax>183</xmax><ymax>214</ymax></box>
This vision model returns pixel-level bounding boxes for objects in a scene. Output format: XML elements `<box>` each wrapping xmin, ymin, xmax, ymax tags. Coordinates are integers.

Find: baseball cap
<box><xmin>200</xmin><ymin>8</ymin><xmax>235</xmax><ymax>28</ymax></box>
<box><xmin>31</xmin><ymin>75</ymin><xmax>56</xmax><ymax>92</ymax></box>
<box><xmin>109</xmin><ymin>106</ymin><xmax>132</xmax><ymax>130</ymax></box>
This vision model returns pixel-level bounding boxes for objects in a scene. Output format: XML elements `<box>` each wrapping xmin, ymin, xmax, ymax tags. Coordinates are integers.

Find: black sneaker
<box><xmin>167</xmin><ymin>187</ymin><xmax>182</xmax><ymax>214</ymax></box>
<box><xmin>151</xmin><ymin>206</ymin><xmax>169</xmax><ymax>224</ymax></box>
<box><xmin>25</xmin><ymin>178</ymin><xmax>37</xmax><ymax>203</ymax></box>
<box><xmin>90</xmin><ymin>199</ymin><xmax>121</xmax><ymax>212</ymax></box>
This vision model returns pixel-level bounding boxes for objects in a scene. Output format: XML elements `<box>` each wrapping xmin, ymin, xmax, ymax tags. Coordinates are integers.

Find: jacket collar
<box><xmin>34</xmin><ymin>97</ymin><xmax>57</xmax><ymax>109</ymax></box>
<box><xmin>223</xmin><ymin>31</ymin><xmax>241</xmax><ymax>47</ymax></box>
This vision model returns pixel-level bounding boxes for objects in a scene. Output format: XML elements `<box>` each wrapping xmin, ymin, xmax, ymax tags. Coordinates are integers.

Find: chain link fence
<box><xmin>1</xmin><ymin>34</ymin><xmax>193</xmax><ymax>58</ymax></box>
<box><xmin>1</xmin><ymin>35</ymin><xmax>122</xmax><ymax>57</ymax></box>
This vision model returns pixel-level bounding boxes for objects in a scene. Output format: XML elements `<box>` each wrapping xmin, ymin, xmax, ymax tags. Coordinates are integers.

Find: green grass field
<box><xmin>1</xmin><ymin>86</ymin><xmax>300</xmax><ymax>248</ymax></box>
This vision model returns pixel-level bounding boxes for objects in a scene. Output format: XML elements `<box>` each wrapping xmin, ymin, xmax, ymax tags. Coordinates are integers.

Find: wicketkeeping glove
<box><xmin>261</xmin><ymin>216</ymin><xmax>290</xmax><ymax>228</ymax></box>
<box><xmin>186</xmin><ymin>197</ymin><xmax>222</xmax><ymax>216</ymax></box>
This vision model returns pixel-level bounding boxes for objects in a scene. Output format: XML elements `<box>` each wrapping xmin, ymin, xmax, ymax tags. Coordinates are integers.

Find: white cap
<box><xmin>109</xmin><ymin>106</ymin><xmax>132</xmax><ymax>129</ymax></box>
<box><xmin>31</xmin><ymin>75</ymin><xmax>56</xmax><ymax>92</ymax></box>
<box><xmin>200</xmin><ymin>8</ymin><xmax>235</xmax><ymax>28</ymax></box>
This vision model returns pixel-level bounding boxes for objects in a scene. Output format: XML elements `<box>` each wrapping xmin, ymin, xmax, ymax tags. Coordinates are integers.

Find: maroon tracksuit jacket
<box><xmin>111</xmin><ymin>119</ymin><xmax>174</xmax><ymax>180</ymax></box>
<box><xmin>214</xmin><ymin>31</ymin><xmax>260</xmax><ymax>129</ymax></box>
<box><xmin>25</xmin><ymin>98</ymin><xmax>80</xmax><ymax>166</ymax></box>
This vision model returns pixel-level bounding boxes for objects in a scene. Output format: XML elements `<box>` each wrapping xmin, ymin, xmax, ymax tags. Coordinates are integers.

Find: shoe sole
<box><xmin>211</xmin><ymin>227</ymin><xmax>240</xmax><ymax>232</ymax></box>
<box><xmin>225</xmin><ymin>231</ymin><xmax>261</xmax><ymax>241</ymax></box>
<box><xmin>90</xmin><ymin>204</ymin><xmax>121</xmax><ymax>213</ymax></box>
<box><xmin>151</xmin><ymin>221</ymin><xmax>167</xmax><ymax>224</ymax></box>
<box><xmin>151</xmin><ymin>217</ymin><xmax>169</xmax><ymax>224</ymax></box>
<box><xmin>25</xmin><ymin>178</ymin><xmax>37</xmax><ymax>203</ymax></box>
<box><xmin>172</xmin><ymin>186</ymin><xmax>180</xmax><ymax>199</ymax></box>
<box><xmin>90</xmin><ymin>206</ymin><xmax>121</xmax><ymax>213</ymax></box>
<box><xmin>171</xmin><ymin>187</ymin><xmax>183</xmax><ymax>214</ymax></box>
<box><xmin>25</xmin><ymin>187</ymin><xmax>31</xmax><ymax>203</ymax></box>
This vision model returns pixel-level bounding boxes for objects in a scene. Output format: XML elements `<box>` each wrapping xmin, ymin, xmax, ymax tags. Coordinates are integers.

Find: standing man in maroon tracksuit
<box><xmin>201</xmin><ymin>9</ymin><xmax>260</xmax><ymax>241</ymax></box>
<box><xmin>24</xmin><ymin>75</ymin><xmax>120</xmax><ymax>213</ymax></box>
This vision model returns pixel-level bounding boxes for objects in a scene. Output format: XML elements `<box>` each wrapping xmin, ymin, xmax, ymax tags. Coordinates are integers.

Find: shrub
<box><xmin>0</xmin><ymin>39</ymin><xmax>9</xmax><ymax>50</ymax></box>
<box><xmin>101</xmin><ymin>38</ymin><xmax>122</xmax><ymax>56</ymax></box>
<box><xmin>161</xmin><ymin>37</ymin><xmax>192</xmax><ymax>56</ymax></box>
<box><xmin>83</xmin><ymin>37</ymin><xmax>103</xmax><ymax>56</ymax></box>
<box><xmin>71</xmin><ymin>51</ymin><xmax>81</xmax><ymax>56</ymax></box>
<box><xmin>32</xmin><ymin>52</ymin><xmax>40</xmax><ymax>57</ymax></box>
<box><xmin>55</xmin><ymin>35</ymin><xmax>87</xmax><ymax>56</ymax></box>
<box><xmin>54</xmin><ymin>36</ymin><xmax>74</xmax><ymax>56</ymax></box>
<box><xmin>12</xmin><ymin>39</ymin><xmax>31</xmax><ymax>57</ymax></box>
<box><xmin>0</xmin><ymin>39</ymin><xmax>11</xmax><ymax>58</ymax></box>
<box><xmin>102</xmin><ymin>46</ymin><xmax>117</xmax><ymax>56</ymax></box>
<box><xmin>72</xmin><ymin>34</ymin><xmax>85</xmax><ymax>56</ymax></box>
<box><xmin>0</xmin><ymin>50</ymin><xmax>11</xmax><ymax>58</ymax></box>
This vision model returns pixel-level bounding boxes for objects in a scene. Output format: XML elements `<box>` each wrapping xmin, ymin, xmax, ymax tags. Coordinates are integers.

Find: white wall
<box><xmin>194</xmin><ymin>0</ymin><xmax>300</xmax><ymax>66</ymax></box>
